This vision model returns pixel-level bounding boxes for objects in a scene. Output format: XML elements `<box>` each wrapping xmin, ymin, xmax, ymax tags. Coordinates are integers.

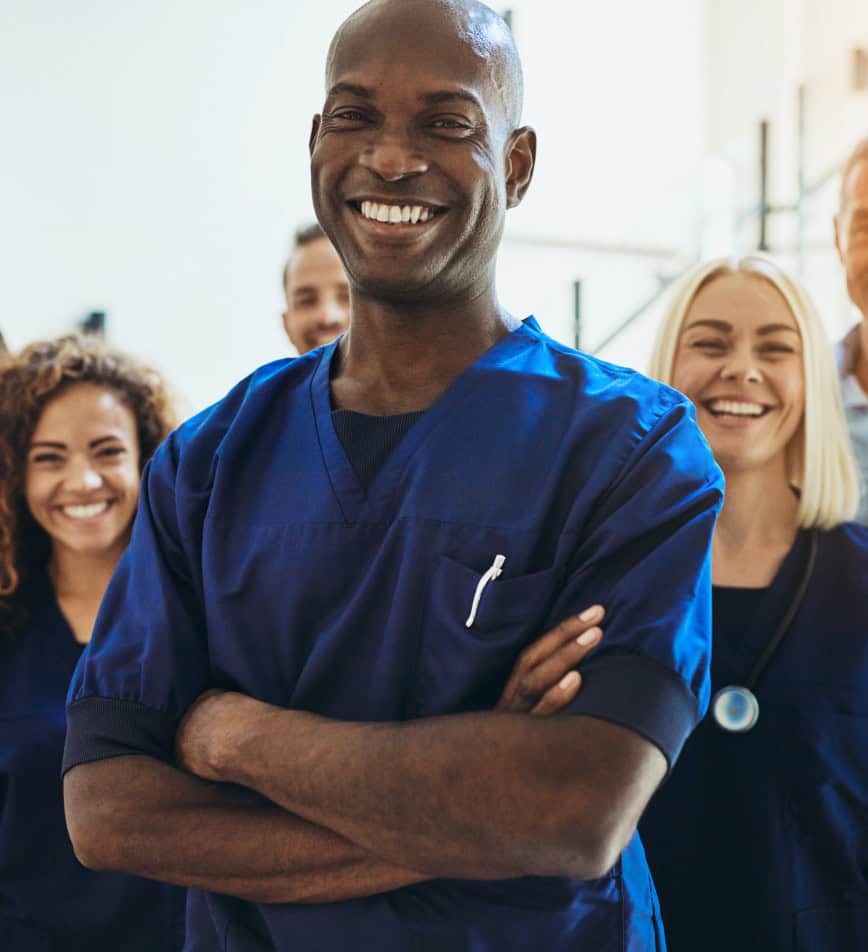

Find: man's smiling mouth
<box><xmin>349</xmin><ymin>200</ymin><xmax>447</xmax><ymax>225</ymax></box>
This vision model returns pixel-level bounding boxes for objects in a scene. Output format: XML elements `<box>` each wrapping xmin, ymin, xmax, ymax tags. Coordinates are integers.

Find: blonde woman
<box><xmin>636</xmin><ymin>256</ymin><xmax>868</xmax><ymax>950</ymax></box>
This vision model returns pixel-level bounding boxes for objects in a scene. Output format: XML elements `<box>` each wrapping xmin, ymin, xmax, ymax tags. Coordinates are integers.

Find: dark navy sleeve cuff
<box><xmin>63</xmin><ymin>697</ymin><xmax>179</xmax><ymax>776</ymax></box>
<box><xmin>562</xmin><ymin>652</ymin><xmax>700</xmax><ymax>770</ymax></box>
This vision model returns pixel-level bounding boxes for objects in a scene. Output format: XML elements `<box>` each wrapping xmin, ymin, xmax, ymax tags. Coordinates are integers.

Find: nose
<box><xmin>67</xmin><ymin>458</ymin><xmax>104</xmax><ymax>492</ymax></box>
<box><xmin>358</xmin><ymin>132</ymin><xmax>428</xmax><ymax>181</ymax></box>
<box><xmin>720</xmin><ymin>344</ymin><xmax>763</xmax><ymax>383</ymax></box>
<box><xmin>320</xmin><ymin>296</ymin><xmax>349</xmax><ymax>330</ymax></box>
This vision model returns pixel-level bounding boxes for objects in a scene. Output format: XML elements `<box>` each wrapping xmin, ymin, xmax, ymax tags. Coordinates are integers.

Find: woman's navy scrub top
<box><xmin>0</xmin><ymin>575</ymin><xmax>185</xmax><ymax>951</ymax></box>
<box><xmin>64</xmin><ymin>318</ymin><xmax>723</xmax><ymax>952</ymax></box>
<box><xmin>641</xmin><ymin>525</ymin><xmax>868</xmax><ymax>951</ymax></box>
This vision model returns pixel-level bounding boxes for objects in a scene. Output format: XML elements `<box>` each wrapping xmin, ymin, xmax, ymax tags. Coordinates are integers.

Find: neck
<box><xmin>48</xmin><ymin>540</ymin><xmax>125</xmax><ymax>603</ymax></box>
<box><xmin>331</xmin><ymin>284</ymin><xmax>517</xmax><ymax>414</ymax></box>
<box><xmin>716</xmin><ymin>464</ymin><xmax>799</xmax><ymax>547</ymax></box>
<box><xmin>713</xmin><ymin>460</ymin><xmax>800</xmax><ymax>585</ymax></box>
<box><xmin>856</xmin><ymin>317</ymin><xmax>868</xmax><ymax>395</ymax></box>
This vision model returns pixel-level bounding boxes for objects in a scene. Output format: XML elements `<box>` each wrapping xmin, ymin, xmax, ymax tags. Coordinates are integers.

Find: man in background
<box><xmin>281</xmin><ymin>223</ymin><xmax>349</xmax><ymax>354</ymax></box>
<box><xmin>835</xmin><ymin>137</ymin><xmax>868</xmax><ymax>524</ymax></box>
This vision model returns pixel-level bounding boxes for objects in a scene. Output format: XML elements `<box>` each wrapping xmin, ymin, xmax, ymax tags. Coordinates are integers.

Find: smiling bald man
<box><xmin>63</xmin><ymin>2</ymin><xmax>722</xmax><ymax>949</ymax></box>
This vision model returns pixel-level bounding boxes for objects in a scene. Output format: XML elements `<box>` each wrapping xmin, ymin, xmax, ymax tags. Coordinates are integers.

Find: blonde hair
<box><xmin>649</xmin><ymin>254</ymin><xmax>861</xmax><ymax>529</ymax></box>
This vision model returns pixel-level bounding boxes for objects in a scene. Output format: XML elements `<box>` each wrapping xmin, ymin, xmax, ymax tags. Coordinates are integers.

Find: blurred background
<box><xmin>2</xmin><ymin>0</ymin><xmax>867</xmax><ymax>414</ymax></box>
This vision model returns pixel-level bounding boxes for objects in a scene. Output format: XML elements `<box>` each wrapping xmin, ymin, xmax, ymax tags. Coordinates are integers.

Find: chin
<box><xmin>712</xmin><ymin>446</ymin><xmax>780</xmax><ymax>475</ymax></box>
<box><xmin>59</xmin><ymin>528</ymin><xmax>130</xmax><ymax>558</ymax></box>
<box><xmin>344</xmin><ymin>251</ymin><xmax>446</xmax><ymax>295</ymax></box>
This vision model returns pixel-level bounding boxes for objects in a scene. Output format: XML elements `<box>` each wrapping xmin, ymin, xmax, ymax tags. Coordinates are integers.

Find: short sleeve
<box><xmin>63</xmin><ymin>432</ymin><xmax>210</xmax><ymax>774</ymax></box>
<box><xmin>553</xmin><ymin>394</ymin><xmax>723</xmax><ymax>769</ymax></box>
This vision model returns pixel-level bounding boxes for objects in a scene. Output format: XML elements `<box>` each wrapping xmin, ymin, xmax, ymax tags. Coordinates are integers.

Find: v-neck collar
<box><xmin>310</xmin><ymin>317</ymin><xmax>542</xmax><ymax>524</ymax></box>
<box><xmin>715</xmin><ymin>529</ymin><xmax>813</xmax><ymax>686</ymax></box>
<box><xmin>28</xmin><ymin>570</ymin><xmax>88</xmax><ymax>656</ymax></box>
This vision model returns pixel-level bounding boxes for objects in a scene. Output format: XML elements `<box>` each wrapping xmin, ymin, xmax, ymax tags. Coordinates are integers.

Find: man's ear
<box><xmin>309</xmin><ymin>115</ymin><xmax>322</xmax><ymax>155</ymax></box>
<box><xmin>281</xmin><ymin>311</ymin><xmax>295</xmax><ymax>348</ymax></box>
<box><xmin>834</xmin><ymin>212</ymin><xmax>845</xmax><ymax>266</ymax></box>
<box><xmin>505</xmin><ymin>126</ymin><xmax>537</xmax><ymax>209</ymax></box>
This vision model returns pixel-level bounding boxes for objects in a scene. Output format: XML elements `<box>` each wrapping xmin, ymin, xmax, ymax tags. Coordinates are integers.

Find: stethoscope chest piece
<box><xmin>712</xmin><ymin>685</ymin><xmax>759</xmax><ymax>733</ymax></box>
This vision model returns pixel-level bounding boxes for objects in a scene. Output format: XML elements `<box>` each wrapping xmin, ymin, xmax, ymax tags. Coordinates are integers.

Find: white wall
<box><xmin>1</xmin><ymin>0</ymin><xmax>708</xmax><ymax>412</ymax></box>
<box><xmin>703</xmin><ymin>0</ymin><xmax>868</xmax><ymax>341</ymax></box>
<box><xmin>500</xmin><ymin>0</ymin><xmax>708</xmax><ymax>364</ymax></box>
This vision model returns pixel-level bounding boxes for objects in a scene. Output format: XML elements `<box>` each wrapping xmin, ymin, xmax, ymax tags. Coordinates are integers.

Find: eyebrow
<box><xmin>684</xmin><ymin>319</ymin><xmax>730</xmax><ymax>332</ymax></box>
<box><xmin>90</xmin><ymin>435</ymin><xmax>124</xmax><ymax>447</ymax></box>
<box><xmin>29</xmin><ymin>435</ymin><xmax>124</xmax><ymax>451</ymax></box>
<box><xmin>326</xmin><ymin>82</ymin><xmax>373</xmax><ymax>101</ymax></box>
<box><xmin>325</xmin><ymin>83</ymin><xmax>483</xmax><ymax>111</ymax></box>
<box><xmin>418</xmin><ymin>89</ymin><xmax>484</xmax><ymax>110</ymax></box>
<box><xmin>684</xmin><ymin>319</ymin><xmax>799</xmax><ymax>336</ymax></box>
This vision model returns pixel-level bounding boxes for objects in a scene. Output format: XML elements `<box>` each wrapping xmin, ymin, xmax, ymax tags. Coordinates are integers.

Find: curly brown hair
<box><xmin>0</xmin><ymin>335</ymin><xmax>177</xmax><ymax>630</ymax></box>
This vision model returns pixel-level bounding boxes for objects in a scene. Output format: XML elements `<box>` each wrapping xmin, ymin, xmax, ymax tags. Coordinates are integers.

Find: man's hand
<box><xmin>176</xmin><ymin>605</ymin><xmax>605</xmax><ymax>783</ymax></box>
<box><xmin>175</xmin><ymin>688</ymin><xmax>264</xmax><ymax>781</ymax></box>
<box><xmin>496</xmin><ymin>604</ymin><xmax>604</xmax><ymax>715</ymax></box>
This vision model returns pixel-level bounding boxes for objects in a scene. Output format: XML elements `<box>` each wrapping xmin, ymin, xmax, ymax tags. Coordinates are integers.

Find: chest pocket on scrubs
<box><xmin>414</xmin><ymin>554</ymin><xmax>561</xmax><ymax>717</ymax></box>
<box><xmin>780</xmin><ymin>696</ymin><xmax>868</xmax><ymax>903</ymax></box>
<box><xmin>794</xmin><ymin>902</ymin><xmax>868</xmax><ymax>951</ymax></box>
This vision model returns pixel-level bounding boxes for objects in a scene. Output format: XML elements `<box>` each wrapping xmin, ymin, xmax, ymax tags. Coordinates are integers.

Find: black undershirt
<box><xmin>712</xmin><ymin>586</ymin><xmax>767</xmax><ymax>645</ymax></box>
<box><xmin>711</xmin><ymin>585</ymin><xmax>768</xmax><ymax>684</ymax></box>
<box><xmin>331</xmin><ymin>409</ymin><xmax>426</xmax><ymax>490</ymax></box>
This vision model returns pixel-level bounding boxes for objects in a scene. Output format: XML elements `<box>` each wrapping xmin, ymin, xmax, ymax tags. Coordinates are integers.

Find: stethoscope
<box><xmin>712</xmin><ymin>530</ymin><xmax>818</xmax><ymax>733</ymax></box>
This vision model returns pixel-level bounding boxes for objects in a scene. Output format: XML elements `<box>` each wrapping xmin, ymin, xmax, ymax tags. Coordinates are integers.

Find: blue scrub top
<box><xmin>640</xmin><ymin>525</ymin><xmax>868</xmax><ymax>951</ymax></box>
<box><xmin>65</xmin><ymin>318</ymin><xmax>723</xmax><ymax>951</ymax></box>
<box><xmin>0</xmin><ymin>574</ymin><xmax>185</xmax><ymax>951</ymax></box>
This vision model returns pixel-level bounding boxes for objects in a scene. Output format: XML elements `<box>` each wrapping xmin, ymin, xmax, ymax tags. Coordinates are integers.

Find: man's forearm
<box><xmin>209</xmin><ymin>703</ymin><xmax>663</xmax><ymax>880</ymax></box>
<box><xmin>63</xmin><ymin>755</ymin><xmax>426</xmax><ymax>903</ymax></box>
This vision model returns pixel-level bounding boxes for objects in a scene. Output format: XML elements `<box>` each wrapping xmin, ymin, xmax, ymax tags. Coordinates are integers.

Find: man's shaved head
<box><xmin>840</xmin><ymin>137</ymin><xmax>868</xmax><ymax>212</ymax></box>
<box><xmin>836</xmin><ymin>137</ymin><xmax>868</xmax><ymax>319</ymax></box>
<box><xmin>326</xmin><ymin>0</ymin><xmax>524</xmax><ymax>129</ymax></box>
<box><xmin>310</xmin><ymin>0</ymin><xmax>536</xmax><ymax>306</ymax></box>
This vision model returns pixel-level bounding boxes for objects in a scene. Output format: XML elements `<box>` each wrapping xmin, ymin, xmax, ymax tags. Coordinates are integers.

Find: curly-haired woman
<box><xmin>0</xmin><ymin>335</ymin><xmax>185</xmax><ymax>950</ymax></box>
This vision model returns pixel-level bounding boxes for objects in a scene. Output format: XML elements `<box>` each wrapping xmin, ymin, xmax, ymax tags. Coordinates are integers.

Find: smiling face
<box><xmin>282</xmin><ymin>236</ymin><xmax>350</xmax><ymax>354</ymax></box>
<box><xmin>836</xmin><ymin>157</ymin><xmax>868</xmax><ymax>319</ymax></box>
<box><xmin>25</xmin><ymin>383</ymin><xmax>141</xmax><ymax>562</ymax></box>
<box><xmin>309</xmin><ymin>0</ymin><xmax>534</xmax><ymax>306</ymax></box>
<box><xmin>671</xmin><ymin>272</ymin><xmax>805</xmax><ymax>476</ymax></box>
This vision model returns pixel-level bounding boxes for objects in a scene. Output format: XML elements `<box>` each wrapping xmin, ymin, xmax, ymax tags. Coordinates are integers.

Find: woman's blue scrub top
<box><xmin>64</xmin><ymin>318</ymin><xmax>723</xmax><ymax>952</ymax></box>
<box><xmin>640</xmin><ymin>525</ymin><xmax>868</xmax><ymax>950</ymax></box>
<box><xmin>0</xmin><ymin>576</ymin><xmax>185</xmax><ymax>951</ymax></box>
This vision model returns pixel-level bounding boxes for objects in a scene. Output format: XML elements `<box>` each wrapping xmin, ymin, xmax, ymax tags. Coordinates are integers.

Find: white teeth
<box><xmin>357</xmin><ymin>201</ymin><xmax>438</xmax><ymax>224</ymax></box>
<box><xmin>63</xmin><ymin>501</ymin><xmax>110</xmax><ymax>519</ymax></box>
<box><xmin>709</xmin><ymin>400</ymin><xmax>766</xmax><ymax>417</ymax></box>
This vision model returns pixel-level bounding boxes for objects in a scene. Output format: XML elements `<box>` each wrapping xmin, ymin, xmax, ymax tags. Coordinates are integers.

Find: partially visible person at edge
<box><xmin>835</xmin><ymin>137</ymin><xmax>868</xmax><ymax>523</ymax></box>
<box><xmin>281</xmin><ymin>222</ymin><xmax>350</xmax><ymax>354</ymax></box>
<box><xmin>0</xmin><ymin>335</ymin><xmax>186</xmax><ymax>951</ymax></box>
<box><xmin>61</xmin><ymin>1</ymin><xmax>722</xmax><ymax>949</ymax></box>
<box><xmin>634</xmin><ymin>256</ymin><xmax>866</xmax><ymax>950</ymax></box>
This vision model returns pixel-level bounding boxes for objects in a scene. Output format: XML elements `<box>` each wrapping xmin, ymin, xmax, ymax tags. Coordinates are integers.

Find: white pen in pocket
<box><xmin>465</xmin><ymin>554</ymin><xmax>507</xmax><ymax>628</ymax></box>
